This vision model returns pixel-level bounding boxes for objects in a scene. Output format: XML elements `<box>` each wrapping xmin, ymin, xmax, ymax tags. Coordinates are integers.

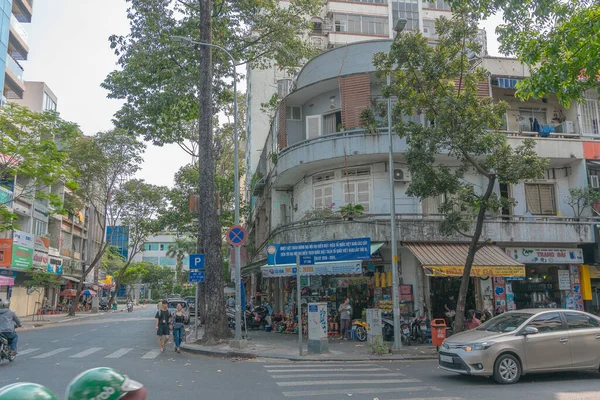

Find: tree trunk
<box><xmin>454</xmin><ymin>175</ymin><xmax>497</xmax><ymax>333</ymax></box>
<box><xmin>197</xmin><ymin>0</ymin><xmax>230</xmax><ymax>343</ymax></box>
<box><xmin>68</xmin><ymin>280</ymin><xmax>83</xmax><ymax>317</ymax></box>
<box><xmin>107</xmin><ymin>260</ymin><xmax>133</xmax><ymax>307</ymax></box>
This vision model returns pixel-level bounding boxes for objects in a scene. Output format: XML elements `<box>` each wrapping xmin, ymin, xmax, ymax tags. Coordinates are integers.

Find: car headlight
<box><xmin>462</xmin><ymin>341</ymin><xmax>496</xmax><ymax>352</ymax></box>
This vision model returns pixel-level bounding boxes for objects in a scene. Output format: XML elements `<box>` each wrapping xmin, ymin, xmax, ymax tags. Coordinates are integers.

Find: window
<box><xmin>392</xmin><ymin>0</ymin><xmax>419</xmax><ymax>32</ymax></box>
<box><xmin>42</xmin><ymin>91</ymin><xmax>57</xmax><ymax>111</ymax></box>
<box><xmin>422</xmin><ymin>20</ymin><xmax>436</xmax><ymax>39</ymax></box>
<box><xmin>159</xmin><ymin>244</ymin><xmax>165</xmax><ymax>251</ymax></box>
<box><xmin>519</xmin><ymin>108</ymin><xmax>547</xmax><ymax>132</ymax></box>
<box><xmin>311</xmin><ymin>18</ymin><xmax>323</xmax><ymax>34</ymax></box>
<box><xmin>314</xmin><ymin>185</ymin><xmax>333</xmax><ymax>208</ymax></box>
<box><xmin>144</xmin><ymin>243</ymin><xmax>159</xmax><ymax>251</ymax></box>
<box><xmin>423</xmin><ymin>0</ymin><xmax>451</xmax><ymax>10</ymax></box>
<box><xmin>528</xmin><ymin>312</ymin><xmax>564</xmax><ymax>332</ymax></box>
<box><xmin>344</xmin><ymin>168</ymin><xmax>371</xmax><ymax>178</ymax></box>
<box><xmin>498</xmin><ymin>78</ymin><xmax>521</xmax><ymax>89</ymax></box>
<box><xmin>524</xmin><ymin>183</ymin><xmax>556</xmax><ymax>215</ymax></box>
<box><xmin>33</xmin><ymin>219</ymin><xmax>47</xmax><ymax>236</ymax></box>
<box><xmin>285</xmin><ymin>106</ymin><xmax>301</xmax><ymax>121</ymax></box>
<box><xmin>333</xmin><ymin>14</ymin><xmax>388</xmax><ymax>36</ymax></box>
<box><xmin>312</xmin><ymin>171</ymin><xmax>335</xmax><ymax>183</ymax></box>
<box><xmin>581</xmin><ymin>89</ymin><xmax>600</xmax><ymax>135</ymax></box>
<box><xmin>565</xmin><ymin>312</ymin><xmax>600</xmax><ymax>330</ymax></box>
<box><xmin>344</xmin><ymin>180</ymin><xmax>370</xmax><ymax>212</ymax></box>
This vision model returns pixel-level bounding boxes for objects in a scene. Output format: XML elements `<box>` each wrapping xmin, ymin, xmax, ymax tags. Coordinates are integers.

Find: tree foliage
<box><xmin>566</xmin><ymin>186</ymin><xmax>600</xmax><ymax>218</ymax></box>
<box><xmin>374</xmin><ymin>15</ymin><xmax>549</xmax><ymax>332</ymax></box>
<box><xmin>0</xmin><ymin>104</ymin><xmax>80</xmax><ymax>231</ymax></box>
<box><xmin>449</xmin><ymin>0</ymin><xmax>600</xmax><ymax>106</ymax></box>
<box><xmin>140</xmin><ymin>263</ymin><xmax>176</xmax><ymax>300</ymax></box>
<box><xmin>165</xmin><ymin>236</ymin><xmax>196</xmax><ymax>284</ymax></box>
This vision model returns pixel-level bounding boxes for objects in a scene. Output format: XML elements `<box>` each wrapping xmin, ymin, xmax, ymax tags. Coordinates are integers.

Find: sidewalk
<box><xmin>19</xmin><ymin>304</ymin><xmax>134</xmax><ymax>330</ymax></box>
<box><xmin>182</xmin><ymin>328</ymin><xmax>438</xmax><ymax>361</ymax></box>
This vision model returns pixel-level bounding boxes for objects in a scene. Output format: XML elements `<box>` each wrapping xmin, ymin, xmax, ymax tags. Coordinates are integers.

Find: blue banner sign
<box><xmin>261</xmin><ymin>261</ymin><xmax>363</xmax><ymax>278</ymax></box>
<box><xmin>267</xmin><ymin>238</ymin><xmax>371</xmax><ymax>265</ymax></box>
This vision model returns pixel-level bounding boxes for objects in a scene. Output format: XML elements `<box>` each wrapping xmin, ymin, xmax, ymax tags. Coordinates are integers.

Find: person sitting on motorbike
<box><xmin>0</xmin><ymin>382</ymin><xmax>59</xmax><ymax>400</ymax></box>
<box><xmin>65</xmin><ymin>367</ymin><xmax>147</xmax><ymax>400</ymax></box>
<box><xmin>0</xmin><ymin>300</ymin><xmax>21</xmax><ymax>356</ymax></box>
<box><xmin>465</xmin><ymin>309</ymin><xmax>482</xmax><ymax>330</ymax></box>
<box><xmin>127</xmin><ymin>298</ymin><xmax>133</xmax><ymax>310</ymax></box>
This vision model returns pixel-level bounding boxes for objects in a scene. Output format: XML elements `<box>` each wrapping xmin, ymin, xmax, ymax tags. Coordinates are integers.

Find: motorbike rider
<box><xmin>0</xmin><ymin>382</ymin><xmax>59</xmax><ymax>400</ymax></box>
<box><xmin>65</xmin><ymin>367</ymin><xmax>147</xmax><ymax>400</ymax></box>
<box><xmin>127</xmin><ymin>297</ymin><xmax>134</xmax><ymax>311</ymax></box>
<box><xmin>0</xmin><ymin>300</ymin><xmax>21</xmax><ymax>356</ymax></box>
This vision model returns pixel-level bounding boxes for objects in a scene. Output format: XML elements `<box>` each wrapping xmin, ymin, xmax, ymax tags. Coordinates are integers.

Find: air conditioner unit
<box><xmin>554</xmin><ymin>121</ymin><xmax>575</xmax><ymax>134</ymax></box>
<box><xmin>393</xmin><ymin>169</ymin><xmax>411</xmax><ymax>182</ymax></box>
<box><xmin>591</xmin><ymin>175</ymin><xmax>600</xmax><ymax>189</ymax></box>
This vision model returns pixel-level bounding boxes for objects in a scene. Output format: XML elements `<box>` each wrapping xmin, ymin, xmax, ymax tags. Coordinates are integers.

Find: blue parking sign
<box><xmin>189</xmin><ymin>254</ymin><xmax>205</xmax><ymax>270</ymax></box>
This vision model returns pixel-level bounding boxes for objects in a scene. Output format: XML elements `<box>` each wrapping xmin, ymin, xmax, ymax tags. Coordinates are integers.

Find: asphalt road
<box><xmin>2</xmin><ymin>308</ymin><xmax>600</xmax><ymax>400</ymax></box>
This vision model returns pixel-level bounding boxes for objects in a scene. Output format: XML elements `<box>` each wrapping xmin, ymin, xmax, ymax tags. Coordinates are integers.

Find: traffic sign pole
<box><xmin>226</xmin><ymin>225</ymin><xmax>246</xmax><ymax>343</ymax></box>
<box><xmin>296</xmin><ymin>255</ymin><xmax>302</xmax><ymax>356</ymax></box>
<box><xmin>195</xmin><ymin>283</ymin><xmax>200</xmax><ymax>340</ymax></box>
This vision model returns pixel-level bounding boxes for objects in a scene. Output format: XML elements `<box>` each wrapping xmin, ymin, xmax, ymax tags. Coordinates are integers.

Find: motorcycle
<box><xmin>352</xmin><ymin>319</ymin><xmax>367</xmax><ymax>342</ymax></box>
<box><xmin>127</xmin><ymin>303</ymin><xmax>133</xmax><ymax>313</ymax></box>
<box><xmin>99</xmin><ymin>301</ymin><xmax>109</xmax><ymax>312</ymax></box>
<box><xmin>381</xmin><ymin>314</ymin><xmax>411</xmax><ymax>345</ymax></box>
<box><xmin>244</xmin><ymin>305</ymin><xmax>268</xmax><ymax>330</ymax></box>
<box><xmin>0</xmin><ymin>333</ymin><xmax>16</xmax><ymax>363</ymax></box>
<box><xmin>407</xmin><ymin>310</ymin><xmax>427</xmax><ymax>344</ymax></box>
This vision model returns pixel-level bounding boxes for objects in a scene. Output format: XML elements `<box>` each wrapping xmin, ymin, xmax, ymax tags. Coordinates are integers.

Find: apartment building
<box><xmin>1</xmin><ymin>0</ymin><xmax>32</xmax><ymax>102</ymax></box>
<box><xmin>243</xmin><ymin>38</ymin><xmax>598</xmax><ymax>323</ymax></box>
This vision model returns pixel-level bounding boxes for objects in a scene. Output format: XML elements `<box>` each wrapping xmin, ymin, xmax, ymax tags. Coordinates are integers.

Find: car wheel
<box><xmin>493</xmin><ymin>354</ymin><xmax>521</xmax><ymax>384</ymax></box>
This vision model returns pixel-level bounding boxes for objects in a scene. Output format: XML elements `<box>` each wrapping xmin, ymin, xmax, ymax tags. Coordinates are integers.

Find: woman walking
<box><xmin>172</xmin><ymin>303</ymin><xmax>187</xmax><ymax>353</ymax></box>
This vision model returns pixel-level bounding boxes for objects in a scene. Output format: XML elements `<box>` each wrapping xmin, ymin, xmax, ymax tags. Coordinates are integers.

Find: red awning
<box><xmin>0</xmin><ymin>276</ymin><xmax>14</xmax><ymax>286</ymax></box>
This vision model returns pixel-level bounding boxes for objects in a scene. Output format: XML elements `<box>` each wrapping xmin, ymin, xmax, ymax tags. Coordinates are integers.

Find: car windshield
<box><xmin>477</xmin><ymin>312</ymin><xmax>533</xmax><ymax>333</ymax></box>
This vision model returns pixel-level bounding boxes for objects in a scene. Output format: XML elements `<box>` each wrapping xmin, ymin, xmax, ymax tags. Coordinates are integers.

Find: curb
<box><xmin>180</xmin><ymin>344</ymin><xmax>438</xmax><ymax>361</ymax></box>
<box><xmin>19</xmin><ymin>308</ymin><xmax>131</xmax><ymax>330</ymax></box>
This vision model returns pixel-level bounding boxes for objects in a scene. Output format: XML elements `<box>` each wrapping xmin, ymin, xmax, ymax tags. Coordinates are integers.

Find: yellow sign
<box><xmin>423</xmin><ymin>265</ymin><xmax>526</xmax><ymax>278</ymax></box>
<box><xmin>99</xmin><ymin>275</ymin><xmax>113</xmax><ymax>284</ymax></box>
<box><xmin>393</xmin><ymin>255</ymin><xmax>398</xmax><ymax>263</ymax></box>
<box><xmin>588</xmin><ymin>265</ymin><xmax>600</xmax><ymax>279</ymax></box>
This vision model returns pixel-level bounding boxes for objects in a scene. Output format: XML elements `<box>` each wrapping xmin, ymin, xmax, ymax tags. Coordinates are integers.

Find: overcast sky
<box><xmin>22</xmin><ymin>1</ymin><xmax>504</xmax><ymax>188</ymax></box>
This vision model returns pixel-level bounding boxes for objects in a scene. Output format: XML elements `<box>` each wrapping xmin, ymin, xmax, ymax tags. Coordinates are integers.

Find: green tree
<box><xmin>166</xmin><ymin>237</ymin><xmax>196</xmax><ymax>285</ymax></box>
<box><xmin>107</xmin><ymin>179</ymin><xmax>168</xmax><ymax>306</ymax></box>
<box><xmin>0</xmin><ymin>103</ymin><xmax>80</xmax><ymax>231</ymax></box>
<box><xmin>140</xmin><ymin>264</ymin><xmax>176</xmax><ymax>300</ymax></box>
<box><xmin>373</xmin><ymin>15</ymin><xmax>549</xmax><ymax>332</ymax></box>
<box><xmin>566</xmin><ymin>186</ymin><xmax>600</xmax><ymax>218</ymax></box>
<box><xmin>448</xmin><ymin>0</ymin><xmax>600</xmax><ymax>106</ymax></box>
<box><xmin>66</xmin><ymin>130</ymin><xmax>145</xmax><ymax>316</ymax></box>
<box><xmin>24</xmin><ymin>270</ymin><xmax>64</xmax><ymax>314</ymax></box>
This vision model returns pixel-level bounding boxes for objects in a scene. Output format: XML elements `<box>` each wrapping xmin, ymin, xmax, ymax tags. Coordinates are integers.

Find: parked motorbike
<box><xmin>381</xmin><ymin>315</ymin><xmax>411</xmax><ymax>345</ymax></box>
<box><xmin>244</xmin><ymin>305</ymin><xmax>268</xmax><ymax>330</ymax></box>
<box><xmin>0</xmin><ymin>333</ymin><xmax>16</xmax><ymax>363</ymax></box>
<box><xmin>99</xmin><ymin>301</ymin><xmax>109</xmax><ymax>312</ymax></box>
<box><xmin>127</xmin><ymin>303</ymin><xmax>133</xmax><ymax>313</ymax></box>
<box><xmin>407</xmin><ymin>310</ymin><xmax>427</xmax><ymax>344</ymax></box>
<box><xmin>351</xmin><ymin>319</ymin><xmax>367</xmax><ymax>342</ymax></box>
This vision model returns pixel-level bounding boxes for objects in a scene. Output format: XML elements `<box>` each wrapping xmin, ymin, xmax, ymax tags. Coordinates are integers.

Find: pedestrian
<box><xmin>226</xmin><ymin>295</ymin><xmax>235</xmax><ymax>309</ymax></box>
<box><xmin>338</xmin><ymin>298</ymin><xmax>352</xmax><ymax>340</ymax></box>
<box><xmin>172</xmin><ymin>303</ymin><xmax>187</xmax><ymax>353</ymax></box>
<box><xmin>155</xmin><ymin>300</ymin><xmax>170</xmax><ymax>352</ymax></box>
<box><xmin>65</xmin><ymin>367</ymin><xmax>146</xmax><ymax>400</ymax></box>
<box><xmin>465</xmin><ymin>309</ymin><xmax>482</xmax><ymax>330</ymax></box>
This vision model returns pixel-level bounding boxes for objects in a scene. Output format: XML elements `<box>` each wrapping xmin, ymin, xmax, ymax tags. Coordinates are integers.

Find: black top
<box><xmin>155</xmin><ymin>310</ymin><xmax>170</xmax><ymax>326</ymax></box>
<box><xmin>446</xmin><ymin>299</ymin><xmax>456</xmax><ymax>311</ymax></box>
<box><xmin>173</xmin><ymin>313</ymin><xmax>186</xmax><ymax>324</ymax></box>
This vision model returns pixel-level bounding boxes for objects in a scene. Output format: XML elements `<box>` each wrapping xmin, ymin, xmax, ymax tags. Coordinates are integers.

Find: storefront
<box><xmin>505</xmin><ymin>247</ymin><xmax>584</xmax><ymax>310</ymax></box>
<box><xmin>0</xmin><ymin>269</ymin><xmax>15</xmax><ymax>300</ymax></box>
<box><xmin>404</xmin><ymin>243</ymin><xmax>526</xmax><ymax>319</ymax></box>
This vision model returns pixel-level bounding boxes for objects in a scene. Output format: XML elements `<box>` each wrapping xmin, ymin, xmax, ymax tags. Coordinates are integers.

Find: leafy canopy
<box><xmin>448</xmin><ymin>0</ymin><xmax>600</xmax><ymax>107</ymax></box>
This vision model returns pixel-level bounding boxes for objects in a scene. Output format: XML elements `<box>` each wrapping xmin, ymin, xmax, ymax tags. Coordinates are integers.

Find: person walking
<box><xmin>155</xmin><ymin>300</ymin><xmax>170</xmax><ymax>352</ymax></box>
<box><xmin>338</xmin><ymin>298</ymin><xmax>352</xmax><ymax>340</ymax></box>
<box><xmin>172</xmin><ymin>303</ymin><xmax>187</xmax><ymax>353</ymax></box>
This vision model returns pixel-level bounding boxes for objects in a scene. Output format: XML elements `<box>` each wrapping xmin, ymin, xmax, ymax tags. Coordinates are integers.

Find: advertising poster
<box><xmin>493</xmin><ymin>277</ymin><xmax>507</xmax><ymax>312</ymax></box>
<box><xmin>11</xmin><ymin>230</ymin><xmax>34</xmax><ymax>270</ymax></box>
<box><xmin>567</xmin><ymin>265</ymin><xmax>584</xmax><ymax>311</ymax></box>
<box><xmin>0</xmin><ymin>238</ymin><xmax>12</xmax><ymax>268</ymax></box>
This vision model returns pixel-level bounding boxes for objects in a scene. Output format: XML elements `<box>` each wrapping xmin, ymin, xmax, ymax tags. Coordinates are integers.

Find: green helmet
<box><xmin>0</xmin><ymin>382</ymin><xmax>58</xmax><ymax>400</ymax></box>
<box><xmin>65</xmin><ymin>367</ymin><xmax>144</xmax><ymax>400</ymax></box>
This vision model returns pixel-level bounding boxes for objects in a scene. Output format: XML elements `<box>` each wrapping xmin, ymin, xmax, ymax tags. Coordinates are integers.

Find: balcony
<box><xmin>12</xmin><ymin>0</ymin><xmax>33</xmax><ymax>23</ymax></box>
<box><xmin>269</xmin><ymin>214</ymin><xmax>594</xmax><ymax>246</ymax></box>
<box><xmin>8</xmin><ymin>15</ymin><xmax>29</xmax><ymax>61</ymax></box>
<box><xmin>4</xmin><ymin>56</ymin><xmax>25</xmax><ymax>99</ymax></box>
<box><xmin>275</xmin><ymin>128</ymin><xmax>406</xmax><ymax>187</ymax></box>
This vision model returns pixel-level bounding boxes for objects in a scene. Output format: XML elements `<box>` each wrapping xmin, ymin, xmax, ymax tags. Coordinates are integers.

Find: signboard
<box><xmin>226</xmin><ymin>225</ymin><xmax>246</xmax><ymax>247</ymax></box>
<box><xmin>267</xmin><ymin>238</ymin><xmax>371</xmax><ymax>265</ymax></box>
<box><xmin>189</xmin><ymin>254</ymin><xmax>205</xmax><ymax>270</ymax></box>
<box><xmin>423</xmin><ymin>265</ymin><xmax>526</xmax><ymax>278</ymax></box>
<box><xmin>48</xmin><ymin>256</ymin><xmax>63</xmax><ymax>275</ymax></box>
<box><xmin>567</xmin><ymin>265</ymin><xmax>584</xmax><ymax>310</ymax></box>
<box><xmin>299</xmin><ymin>255</ymin><xmax>314</xmax><ymax>265</ymax></box>
<box><xmin>261</xmin><ymin>261</ymin><xmax>362</xmax><ymax>278</ymax></box>
<box><xmin>0</xmin><ymin>239</ymin><xmax>12</xmax><ymax>268</ymax></box>
<box><xmin>558</xmin><ymin>270</ymin><xmax>571</xmax><ymax>290</ymax></box>
<box><xmin>307</xmin><ymin>303</ymin><xmax>328</xmax><ymax>340</ymax></box>
<box><xmin>493</xmin><ymin>277</ymin><xmax>507</xmax><ymax>312</ymax></box>
<box><xmin>189</xmin><ymin>271</ymin><xmax>205</xmax><ymax>283</ymax></box>
<box><xmin>505</xmin><ymin>248</ymin><xmax>583</xmax><ymax>264</ymax></box>
<box><xmin>12</xmin><ymin>230</ymin><xmax>34</xmax><ymax>270</ymax></box>
<box><xmin>0</xmin><ymin>269</ymin><xmax>17</xmax><ymax>278</ymax></box>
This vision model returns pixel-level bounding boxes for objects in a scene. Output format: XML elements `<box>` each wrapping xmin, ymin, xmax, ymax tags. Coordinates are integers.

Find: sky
<box><xmin>22</xmin><ymin>1</ymin><xmax>504</xmax><ymax>188</ymax></box>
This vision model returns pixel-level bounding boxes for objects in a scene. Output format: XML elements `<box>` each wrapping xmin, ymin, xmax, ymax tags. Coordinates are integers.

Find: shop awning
<box><xmin>0</xmin><ymin>276</ymin><xmax>14</xmax><ymax>286</ymax></box>
<box><xmin>261</xmin><ymin>260</ymin><xmax>363</xmax><ymax>278</ymax></box>
<box><xmin>62</xmin><ymin>276</ymin><xmax>80</xmax><ymax>283</ymax></box>
<box><xmin>405</xmin><ymin>243</ymin><xmax>525</xmax><ymax>278</ymax></box>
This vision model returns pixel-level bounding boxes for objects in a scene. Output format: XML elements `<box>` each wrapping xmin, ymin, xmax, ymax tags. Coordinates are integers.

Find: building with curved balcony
<box><xmin>245</xmin><ymin>38</ymin><xmax>595</xmax><ymax>327</ymax></box>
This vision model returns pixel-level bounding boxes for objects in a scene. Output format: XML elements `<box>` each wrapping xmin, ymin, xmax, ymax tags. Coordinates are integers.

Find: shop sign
<box><xmin>33</xmin><ymin>250</ymin><xmax>49</xmax><ymax>267</ymax></box>
<box><xmin>558</xmin><ymin>270</ymin><xmax>571</xmax><ymax>290</ymax></box>
<box><xmin>261</xmin><ymin>261</ymin><xmax>362</xmax><ymax>278</ymax></box>
<box><xmin>0</xmin><ymin>269</ymin><xmax>17</xmax><ymax>278</ymax></box>
<box><xmin>0</xmin><ymin>239</ymin><xmax>12</xmax><ymax>268</ymax></box>
<box><xmin>267</xmin><ymin>238</ymin><xmax>371</xmax><ymax>265</ymax></box>
<box><xmin>423</xmin><ymin>265</ymin><xmax>526</xmax><ymax>278</ymax></box>
<box><xmin>505</xmin><ymin>247</ymin><xmax>583</xmax><ymax>264</ymax></box>
<box><xmin>47</xmin><ymin>256</ymin><xmax>63</xmax><ymax>275</ymax></box>
<box><xmin>11</xmin><ymin>229</ymin><xmax>34</xmax><ymax>270</ymax></box>
<box><xmin>589</xmin><ymin>266</ymin><xmax>600</xmax><ymax>279</ymax></box>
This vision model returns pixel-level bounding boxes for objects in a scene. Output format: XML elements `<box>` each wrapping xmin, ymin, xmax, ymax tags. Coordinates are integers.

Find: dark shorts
<box><xmin>157</xmin><ymin>325</ymin><xmax>169</xmax><ymax>336</ymax></box>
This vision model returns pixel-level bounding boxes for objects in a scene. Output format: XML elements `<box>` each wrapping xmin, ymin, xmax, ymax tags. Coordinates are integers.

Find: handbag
<box><xmin>173</xmin><ymin>322</ymin><xmax>184</xmax><ymax>329</ymax></box>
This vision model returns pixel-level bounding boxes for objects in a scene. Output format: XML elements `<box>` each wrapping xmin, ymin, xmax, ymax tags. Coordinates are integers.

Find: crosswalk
<box><xmin>262</xmin><ymin>362</ymin><xmax>464</xmax><ymax>399</ymax></box>
<box><xmin>16</xmin><ymin>346</ymin><xmax>169</xmax><ymax>361</ymax></box>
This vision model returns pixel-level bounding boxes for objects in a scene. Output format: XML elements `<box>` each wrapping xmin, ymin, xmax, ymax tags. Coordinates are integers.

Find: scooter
<box><xmin>382</xmin><ymin>314</ymin><xmax>411</xmax><ymax>345</ymax></box>
<box><xmin>127</xmin><ymin>302</ymin><xmax>133</xmax><ymax>313</ymax></box>
<box><xmin>351</xmin><ymin>319</ymin><xmax>367</xmax><ymax>341</ymax></box>
<box><xmin>407</xmin><ymin>310</ymin><xmax>427</xmax><ymax>344</ymax></box>
<box><xmin>99</xmin><ymin>301</ymin><xmax>109</xmax><ymax>312</ymax></box>
<box><xmin>0</xmin><ymin>332</ymin><xmax>16</xmax><ymax>363</ymax></box>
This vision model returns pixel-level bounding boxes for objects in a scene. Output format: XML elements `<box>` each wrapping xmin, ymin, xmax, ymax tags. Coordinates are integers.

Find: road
<box><xmin>1</xmin><ymin>308</ymin><xmax>599</xmax><ymax>399</ymax></box>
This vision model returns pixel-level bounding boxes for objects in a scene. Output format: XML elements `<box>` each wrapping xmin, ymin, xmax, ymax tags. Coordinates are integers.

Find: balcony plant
<box><xmin>301</xmin><ymin>203</ymin><xmax>341</xmax><ymax>221</ymax></box>
<box><xmin>566</xmin><ymin>186</ymin><xmax>600</xmax><ymax>219</ymax></box>
<box><xmin>359</xmin><ymin>107</ymin><xmax>380</xmax><ymax>135</ymax></box>
<box><xmin>339</xmin><ymin>203</ymin><xmax>365</xmax><ymax>220</ymax></box>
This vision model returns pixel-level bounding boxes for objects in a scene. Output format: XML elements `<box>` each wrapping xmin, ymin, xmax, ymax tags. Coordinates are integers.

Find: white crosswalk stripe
<box><xmin>105</xmin><ymin>348</ymin><xmax>133</xmax><ymax>358</ymax></box>
<box><xmin>141</xmin><ymin>349</ymin><xmax>161</xmax><ymax>359</ymax></box>
<box><xmin>17</xmin><ymin>348</ymin><xmax>40</xmax><ymax>355</ymax></box>
<box><xmin>263</xmin><ymin>362</ymin><xmax>449</xmax><ymax>399</ymax></box>
<box><xmin>69</xmin><ymin>347</ymin><xmax>103</xmax><ymax>358</ymax></box>
<box><xmin>32</xmin><ymin>348</ymin><xmax>72</xmax><ymax>359</ymax></box>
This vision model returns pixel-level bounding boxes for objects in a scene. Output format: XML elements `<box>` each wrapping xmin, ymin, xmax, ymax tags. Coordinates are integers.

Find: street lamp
<box><xmin>170</xmin><ymin>36</ymin><xmax>243</xmax><ymax>344</ymax></box>
<box><xmin>388</xmin><ymin>18</ymin><xmax>407</xmax><ymax>350</ymax></box>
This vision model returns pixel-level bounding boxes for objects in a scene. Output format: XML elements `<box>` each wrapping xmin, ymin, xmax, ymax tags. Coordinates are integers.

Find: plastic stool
<box><xmin>346</xmin><ymin>329</ymin><xmax>356</xmax><ymax>340</ymax></box>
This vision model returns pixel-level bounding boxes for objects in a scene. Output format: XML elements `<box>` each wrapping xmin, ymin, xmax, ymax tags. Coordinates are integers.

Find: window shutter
<box><xmin>344</xmin><ymin>183</ymin><xmax>355</xmax><ymax>204</ymax></box>
<box><xmin>306</xmin><ymin>115</ymin><xmax>321</xmax><ymax>139</ymax></box>
<box><xmin>324</xmin><ymin>186</ymin><xmax>333</xmax><ymax>206</ymax></box>
<box><xmin>538</xmin><ymin>185</ymin><xmax>556</xmax><ymax>215</ymax></box>
<box><xmin>525</xmin><ymin>184</ymin><xmax>541</xmax><ymax>214</ymax></box>
<box><xmin>357</xmin><ymin>181</ymin><xmax>370</xmax><ymax>211</ymax></box>
<box><xmin>314</xmin><ymin>187</ymin><xmax>323</xmax><ymax>208</ymax></box>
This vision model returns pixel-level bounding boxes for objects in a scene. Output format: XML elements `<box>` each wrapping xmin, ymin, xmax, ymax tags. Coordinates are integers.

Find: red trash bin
<box><xmin>431</xmin><ymin>318</ymin><xmax>447</xmax><ymax>348</ymax></box>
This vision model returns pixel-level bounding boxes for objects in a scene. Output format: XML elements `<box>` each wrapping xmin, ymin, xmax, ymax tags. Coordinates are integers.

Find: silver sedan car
<box><xmin>439</xmin><ymin>309</ymin><xmax>600</xmax><ymax>384</ymax></box>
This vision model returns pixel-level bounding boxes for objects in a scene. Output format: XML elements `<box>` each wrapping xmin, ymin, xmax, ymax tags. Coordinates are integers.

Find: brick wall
<box><xmin>452</xmin><ymin>77</ymin><xmax>491</xmax><ymax>98</ymax></box>
<box><xmin>340</xmin><ymin>73</ymin><xmax>371</xmax><ymax>130</ymax></box>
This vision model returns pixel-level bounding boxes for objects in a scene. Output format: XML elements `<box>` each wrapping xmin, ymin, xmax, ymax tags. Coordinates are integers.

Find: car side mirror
<box><xmin>522</xmin><ymin>326</ymin><xmax>539</xmax><ymax>336</ymax></box>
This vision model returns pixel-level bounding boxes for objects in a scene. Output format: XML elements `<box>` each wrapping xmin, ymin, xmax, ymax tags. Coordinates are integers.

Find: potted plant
<box><xmin>339</xmin><ymin>203</ymin><xmax>365</xmax><ymax>220</ymax></box>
